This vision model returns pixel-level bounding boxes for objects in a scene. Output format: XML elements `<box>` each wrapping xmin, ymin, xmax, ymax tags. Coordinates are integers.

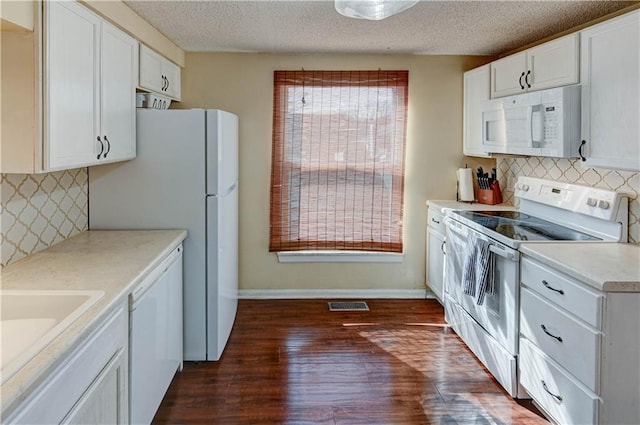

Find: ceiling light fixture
<box><xmin>335</xmin><ymin>0</ymin><xmax>420</xmax><ymax>21</ymax></box>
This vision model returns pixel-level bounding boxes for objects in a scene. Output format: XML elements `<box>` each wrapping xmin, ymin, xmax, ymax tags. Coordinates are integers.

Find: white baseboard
<box><xmin>238</xmin><ymin>288</ymin><xmax>434</xmax><ymax>300</ymax></box>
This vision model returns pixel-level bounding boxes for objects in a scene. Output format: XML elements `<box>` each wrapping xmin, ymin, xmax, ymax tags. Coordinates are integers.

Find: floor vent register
<box><xmin>328</xmin><ymin>301</ymin><xmax>370</xmax><ymax>311</ymax></box>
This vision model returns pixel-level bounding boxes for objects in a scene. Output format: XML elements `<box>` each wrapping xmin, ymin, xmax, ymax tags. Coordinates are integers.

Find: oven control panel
<box><xmin>515</xmin><ymin>177</ymin><xmax>626</xmax><ymax>222</ymax></box>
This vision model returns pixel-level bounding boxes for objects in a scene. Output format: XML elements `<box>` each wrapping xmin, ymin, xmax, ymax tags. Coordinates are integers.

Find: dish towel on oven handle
<box><xmin>462</xmin><ymin>236</ymin><xmax>495</xmax><ymax>305</ymax></box>
<box><xmin>475</xmin><ymin>241</ymin><xmax>495</xmax><ymax>305</ymax></box>
<box><xmin>462</xmin><ymin>235</ymin><xmax>479</xmax><ymax>297</ymax></box>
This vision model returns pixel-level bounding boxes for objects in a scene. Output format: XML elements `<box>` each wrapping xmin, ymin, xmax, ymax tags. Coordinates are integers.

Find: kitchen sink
<box><xmin>0</xmin><ymin>289</ymin><xmax>104</xmax><ymax>385</ymax></box>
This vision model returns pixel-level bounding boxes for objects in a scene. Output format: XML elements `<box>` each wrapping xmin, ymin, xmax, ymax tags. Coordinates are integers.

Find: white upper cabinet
<box><xmin>463</xmin><ymin>64</ymin><xmax>491</xmax><ymax>157</ymax></box>
<box><xmin>1</xmin><ymin>0</ymin><xmax>137</xmax><ymax>173</ymax></box>
<box><xmin>46</xmin><ymin>1</ymin><xmax>137</xmax><ymax>170</ymax></box>
<box><xmin>491</xmin><ymin>33</ymin><xmax>580</xmax><ymax>98</ymax></box>
<box><xmin>490</xmin><ymin>52</ymin><xmax>527</xmax><ymax>99</ymax></box>
<box><xmin>101</xmin><ymin>21</ymin><xmax>138</xmax><ymax>162</ymax></box>
<box><xmin>139</xmin><ymin>44</ymin><xmax>181</xmax><ymax>100</ymax></box>
<box><xmin>45</xmin><ymin>1</ymin><xmax>102</xmax><ymax>169</ymax></box>
<box><xmin>579</xmin><ymin>10</ymin><xmax>640</xmax><ymax>172</ymax></box>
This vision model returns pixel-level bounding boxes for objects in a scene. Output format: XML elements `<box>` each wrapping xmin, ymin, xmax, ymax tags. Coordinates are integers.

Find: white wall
<box><xmin>180</xmin><ymin>53</ymin><xmax>494</xmax><ymax>291</ymax></box>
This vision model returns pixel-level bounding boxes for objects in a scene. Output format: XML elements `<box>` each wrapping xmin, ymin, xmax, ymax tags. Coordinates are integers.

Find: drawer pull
<box><xmin>542</xmin><ymin>280</ymin><xmax>564</xmax><ymax>295</ymax></box>
<box><xmin>541</xmin><ymin>324</ymin><xmax>563</xmax><ymax>342</ymax></box>
<box><xmin>541</xmin><ymin>380</ymin><xmax>563</xmax><ymax>402</ymax></box>
<box><xmin>441</xmin><ymin>240</ymin><xmax>446</xmax><ymax>256</ymax></box>
<box><xmin>431</xmin><ymin>217</ymin><xmax>440</xmax><ymax>224</ymax></box>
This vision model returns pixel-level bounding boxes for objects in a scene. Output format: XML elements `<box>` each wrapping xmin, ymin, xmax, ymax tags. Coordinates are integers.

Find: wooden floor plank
<box><xmin>153</xmin><ymin>299</ymin><xmax>548</xmax><ymax>424</ymax></box>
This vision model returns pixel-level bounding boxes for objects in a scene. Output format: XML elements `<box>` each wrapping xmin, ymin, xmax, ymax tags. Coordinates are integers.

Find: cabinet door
<box><xmin>162</xmin><ymin>60</ymin><xmax>182</xmax><ymax>100</ymax></box>
<box><xmin>6</xmin><ymin>304</ymin><xmax>128</xmax><ymax>424</ymax></box>
<box><xmin>139</xmin><ymin>44</ymin><xmax>164</xmax><ymax>93</ymax></box>
<box><xmin>527</xmin><ymin>33</ymin><xmax>579</xmax><ymax>92</ymax></box>
<box><xmin>62</xmin><ymin>348</ymin><xmax>128</xmax><ymax>425</ymax></box>
<box><xmin>101</xmin><ymin>22</ymin><xmax>137</xmax><ymax>162</ymax></box>
<box><xmin>427</xmin><ymin>229</ymin><xmax>445</xmax><ymax>303</ymax></box>
<box><xmin>45</xmin><ymin>0</ymin><xmax>101</xmax><ymax>170</ymax></box>
<box><xmin>139</xmin><ymin>44</ymin><xmax>181</xmax><ymax>101</ymax></box>
<box><xmin>490</xmin><ymin>52</ymin><xmax>527</xmax><ymax>98</ymax></box>
<box><xmin>463</xmin><ymin>65</ymin><xmax>491</xmax><ymax>157</ymax></box>
<box><xmin>580</xmin><ymin>10</ymin><xmax>640</xmax><ymax>171</ymax></box>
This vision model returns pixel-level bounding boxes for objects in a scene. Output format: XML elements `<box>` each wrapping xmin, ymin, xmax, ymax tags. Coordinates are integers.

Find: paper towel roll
<box><xmin>457</xmin><ymin>168</ymin><xmax>474</xmax><ymax>202</ymax></box>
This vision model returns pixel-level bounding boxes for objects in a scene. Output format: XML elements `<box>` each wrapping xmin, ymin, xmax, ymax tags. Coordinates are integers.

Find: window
<box><xmin>270</xmin><ymin>70</ymin><xmax>408</xmax><ymax>253</ymax></box>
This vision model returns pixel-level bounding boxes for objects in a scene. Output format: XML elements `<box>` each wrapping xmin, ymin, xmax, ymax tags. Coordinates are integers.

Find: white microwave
<box><xmin>481</xmin><ymin>85</ymin><xmax>580</xmax><ymax>158</ymax></box>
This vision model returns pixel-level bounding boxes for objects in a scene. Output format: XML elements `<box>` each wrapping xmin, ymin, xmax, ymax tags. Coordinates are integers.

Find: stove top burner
<box><xmin>453</xmin><ymin>210</ymin><xmax>601</xmax><ymax>242</ymax></box>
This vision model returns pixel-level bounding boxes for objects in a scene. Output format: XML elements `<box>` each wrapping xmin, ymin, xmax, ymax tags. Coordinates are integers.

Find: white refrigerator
<box><xmin>89</xmin><ymin>109</ymin><xmax>239</xmax><ymax>361</ymax></box>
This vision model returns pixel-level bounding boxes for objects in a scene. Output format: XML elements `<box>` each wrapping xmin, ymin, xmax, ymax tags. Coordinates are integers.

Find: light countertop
<box><xmin>520</xmin><ymin>243</ymin><xmax>640</xmax><ymax>292</ymax></box>
<box><xmin>0</xmin><ymin>230</ymin><xmax>187</xmax><ymax>418</ymax></box>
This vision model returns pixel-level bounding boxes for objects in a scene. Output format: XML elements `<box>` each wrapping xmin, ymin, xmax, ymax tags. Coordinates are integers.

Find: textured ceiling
<box><xmin>124</xmin><ymin>0</ymin><xmax>637</xmax><ymax>55</ymax></box>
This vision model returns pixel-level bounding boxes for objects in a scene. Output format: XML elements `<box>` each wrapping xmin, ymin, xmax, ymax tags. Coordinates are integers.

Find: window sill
<box><xmin>276</xmin><ymin>251</ymin><xmax>403</xmax><ymax>263</ymax></box>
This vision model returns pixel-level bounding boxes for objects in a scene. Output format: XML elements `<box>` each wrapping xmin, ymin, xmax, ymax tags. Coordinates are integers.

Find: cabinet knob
<box><xmin>541</xmin><ymin>380</ymin><xmax>563</xmax><ymax>402</ymax></box>
<box><xmin>542</xmin><ymin>279</ymin><xmax>564</xmax><ymax>295</ymax></box>
<box><xmin>578</xmin><ymin>140</ymin><xmax>587</xmax><ymax>161</ymax></box>
<box><xmin>96</xmin><ymin>136</ymin><xmax>104</xmax><ymax>160</ymax></box>
<box><xmin>540</xmin><ymin>324</ymin><xmax>563</xmax><ymax>342</ymax></box>
<box><xmin>103</xmin><ymin>135</ymin><xmax>111</xmax><ymax>158</ymax></box>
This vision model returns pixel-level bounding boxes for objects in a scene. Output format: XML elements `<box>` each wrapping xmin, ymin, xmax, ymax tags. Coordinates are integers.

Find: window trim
<box><xmin>276</xmin><ymin>251</ymin><xmax>403</xmax><ymax>263</ymax></box>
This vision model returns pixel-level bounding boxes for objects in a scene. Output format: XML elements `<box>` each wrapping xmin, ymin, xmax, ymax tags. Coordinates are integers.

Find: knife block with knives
<box><xmin>476</xmin><ymin>167</ymin><xmax>503</xmax><ymax>205</ymax></box>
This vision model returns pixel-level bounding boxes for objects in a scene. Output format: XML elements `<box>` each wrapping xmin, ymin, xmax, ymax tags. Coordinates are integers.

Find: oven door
<box><xmin>444</xmin><ymin>216</ymin><xmax>520</xmax><ymax>355</ymax></box>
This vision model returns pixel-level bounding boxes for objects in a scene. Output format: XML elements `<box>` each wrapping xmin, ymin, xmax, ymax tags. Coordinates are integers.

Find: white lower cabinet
<box><xmin>426</xmin><ymin>206</ymin><xmax>446</xmax><ymax>303</ymax></box>
<box><xmin>519</xmin><ymin>255</ymin><xmax>640</xmax><ymax>425</ymax></box>
<box><xmin>6</xmin><ymin>303</ymin><xmax>129</xmax><ymax>425</ymax></box>
<box><xmin>62</xmin><ymin>348</ymin><xmax>127</xmax><ymax>425</ymax></box>
<box><xmin>519</xmin><ymin>338</ymin><xmax>599</xmax><ymax>425</ymax></box>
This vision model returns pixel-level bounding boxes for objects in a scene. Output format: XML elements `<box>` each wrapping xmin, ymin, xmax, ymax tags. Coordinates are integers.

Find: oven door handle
<box><xmin>446</xmin><ymin>217</ymin><xmax>519</xmax><ymax>262</ymax></box>
<box><xmin>489</xmin><ymin>244</ymin><xmax>519</xmax><ymax>262</ymax></box>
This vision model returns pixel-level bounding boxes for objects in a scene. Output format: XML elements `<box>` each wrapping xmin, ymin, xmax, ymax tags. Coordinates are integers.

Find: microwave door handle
<box><xmin>529</xmin><ymin>104</ymin><xmax>543</xmax><ymax>148</ymax></box>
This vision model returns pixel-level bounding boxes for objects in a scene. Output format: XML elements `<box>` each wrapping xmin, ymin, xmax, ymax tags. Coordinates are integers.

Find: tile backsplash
<box><xmin>1</xmin><ymin>169</ymin><xmax>88</xmax><ymax>268</ymax></box>
<box><xmin>497</xmin><ymin>156</ymin><xmax>639</xmax><ymax>244</ymax></box>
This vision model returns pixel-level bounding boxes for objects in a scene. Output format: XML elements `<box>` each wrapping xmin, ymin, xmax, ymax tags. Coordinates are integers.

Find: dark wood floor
<box><xmin>153</xmin><ymin>299</ymin><xmax>548</xmax><ymax>424</ymax></box>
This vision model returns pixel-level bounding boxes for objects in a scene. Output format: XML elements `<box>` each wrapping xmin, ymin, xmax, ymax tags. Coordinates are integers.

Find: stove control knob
<box><xmin>598</xmin><ymin>200</ymin><xmax>610</xmax><ymax>210</ymax></box>
<box><xmin>522</xmin><ymin>184</ymin><xmax>530</xmax><ymax>192</ymax></box>
<box><xmin>586</xmin><ymin>198</ymin><xmax>597</xmax><ymax>207</ymax></box>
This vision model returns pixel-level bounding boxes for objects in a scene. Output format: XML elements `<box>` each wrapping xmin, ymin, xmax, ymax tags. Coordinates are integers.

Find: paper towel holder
<box><xmin>456</xmin><ymin>165</ymin><xmax>476</xmax><ymax>203</ymax></box>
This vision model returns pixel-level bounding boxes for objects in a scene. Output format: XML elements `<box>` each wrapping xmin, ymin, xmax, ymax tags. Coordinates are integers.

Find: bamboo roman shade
<box><xmin>270</xmin><ymin>70</ymin><xmax>408</xmax><ymax>253</ymax></box>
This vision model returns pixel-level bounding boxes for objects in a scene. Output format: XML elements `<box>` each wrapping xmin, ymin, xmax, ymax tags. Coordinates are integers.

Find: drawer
<box><xmin>521</xmin><ymin>256</ymin><xmax>603</xmax><ymax>328</ymax></box>
<box><xmin>521</xmin><ymin>288</ymin><xmax>600</xmax><ymax>392</ymax></box>
<box><xmin>427</xmin><ymin>206</ymin><xmax>446</xmax><ymax>235</ymax></box>
<box><xmin>519</xmin><ymin>338</ymin><xmax>599</xmax><ymax>425</ymax></box>
<box><xmin>445</xmin><ymin>296</ymin><xmax>518</xmax><ymax>397</ymax></box>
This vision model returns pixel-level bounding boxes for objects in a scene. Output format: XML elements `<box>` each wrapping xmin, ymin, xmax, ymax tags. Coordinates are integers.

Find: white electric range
<box><xmin>443</xmin><ymin>176</ymin><xmax>628</xmax><ymax>397</ymax></box>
